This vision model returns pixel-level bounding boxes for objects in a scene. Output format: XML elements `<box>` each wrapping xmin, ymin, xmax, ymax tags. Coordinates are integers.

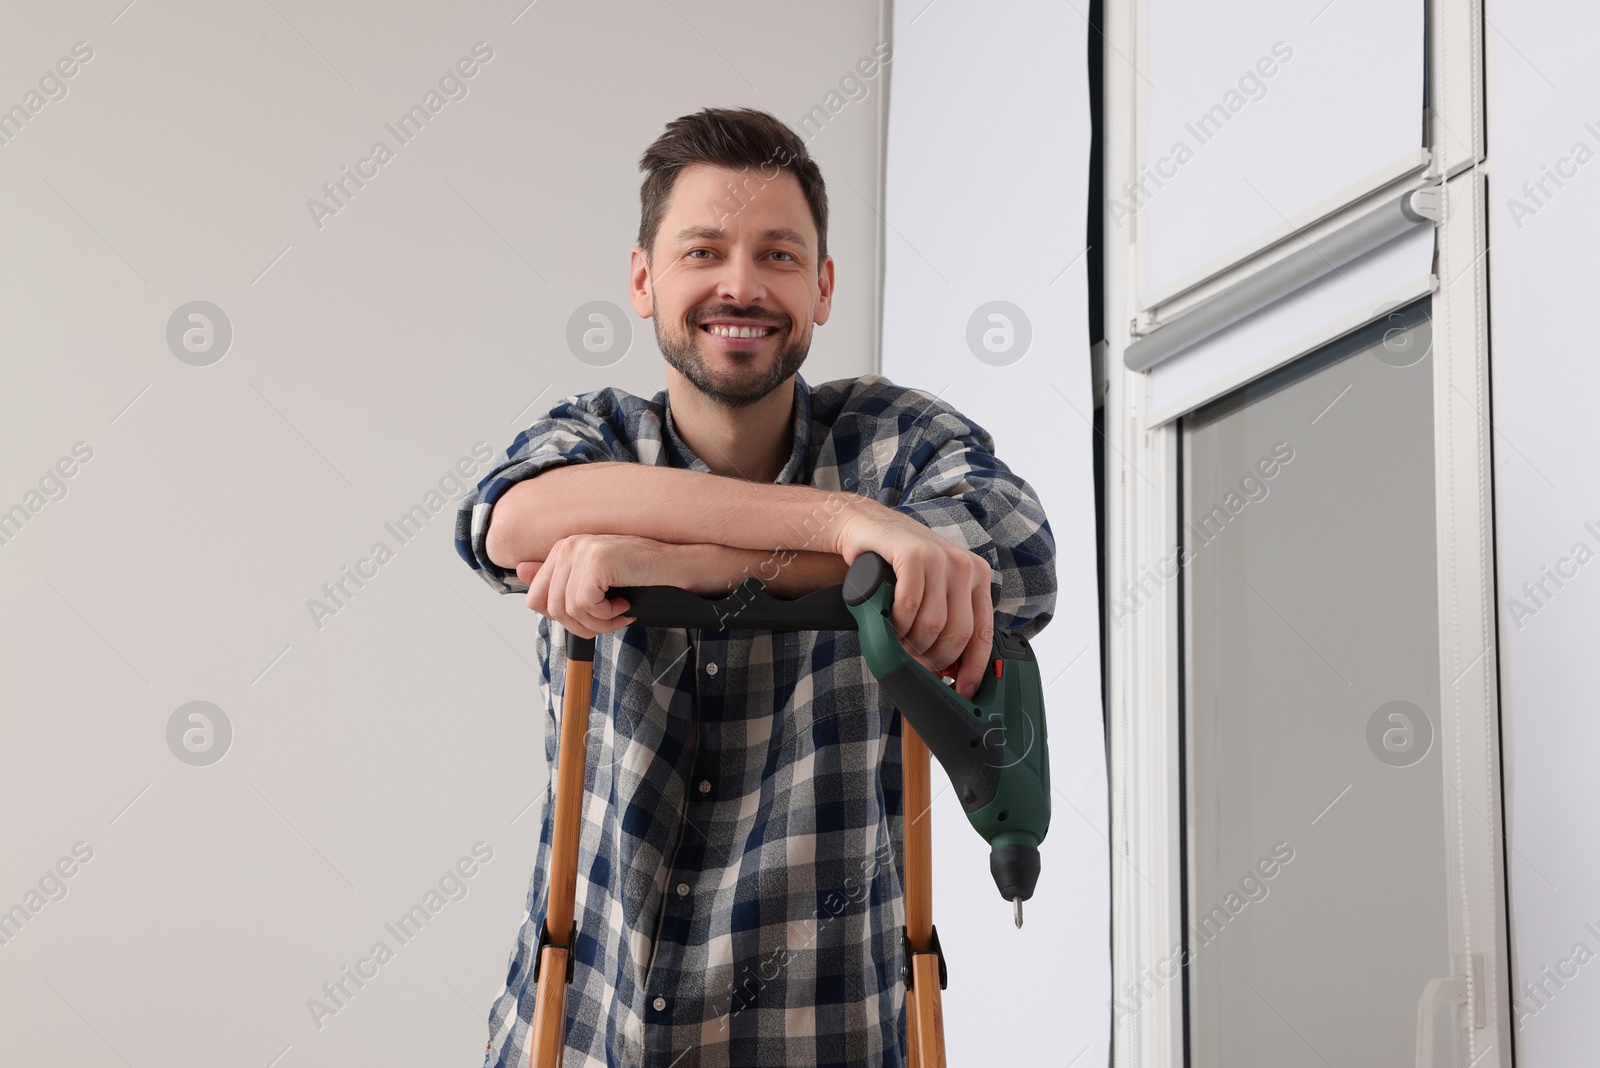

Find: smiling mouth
<box><xmin>700</xmin><ymin>322</ymin><xmax>779</xmax><ymax>339</ymax></box>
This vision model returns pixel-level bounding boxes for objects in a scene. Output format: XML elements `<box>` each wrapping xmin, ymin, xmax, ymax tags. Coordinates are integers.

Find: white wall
<box><xmin>1486</xmin><ymin>3</ymin><xmax>1600</xmax><ymax>1061</ymax></box>
<box><xmin>0</xmin><ymin>3</ymin><xmax>889</xmax><ymax>1064</ymax></box>
<box><xmin>883</xmin><ymin>3</ymin><xmax>1108</xmax><ymax>1065</ymax></box>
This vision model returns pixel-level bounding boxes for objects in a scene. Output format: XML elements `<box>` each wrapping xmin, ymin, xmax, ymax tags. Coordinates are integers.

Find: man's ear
<box><xmin>629</xmin><ymin>246</ymin><xmax>654</xmax><ymax>318</ymax></box>
<box><xmin>813</xmin><ymin>254</ymin><xmax>836</xmax><ymax>326</ymax></box>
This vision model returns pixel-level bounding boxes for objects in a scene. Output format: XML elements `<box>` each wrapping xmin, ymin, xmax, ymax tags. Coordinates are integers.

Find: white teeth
<box><xmin>706</xmin><ymin>324</ymin><xmax>772</xmax><ymax>338</ymax></box>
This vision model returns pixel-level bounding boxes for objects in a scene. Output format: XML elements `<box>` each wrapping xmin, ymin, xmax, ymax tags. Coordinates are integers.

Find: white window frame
<box><xmin>1102</xmin><ymin>2</ymin><xmax>1512</xmax><ymax>1065</ymax></box>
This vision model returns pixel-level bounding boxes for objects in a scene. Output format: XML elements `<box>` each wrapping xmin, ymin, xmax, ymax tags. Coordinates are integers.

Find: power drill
<box><xmin>842</xmin><ymin>552</ymin><xmax>1050</xmax><ymax>927</ymax></box>
<box><xmin>609</xmin><ymin>549</ymin><xmax>1052</xmax><ymax>925</ymax></box>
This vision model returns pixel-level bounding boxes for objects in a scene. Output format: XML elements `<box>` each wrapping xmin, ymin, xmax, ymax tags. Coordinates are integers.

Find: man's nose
<box><xmin>715</xmin><ymin>252</ymin><xmax>768</xmax><ymax>307</ymax></box>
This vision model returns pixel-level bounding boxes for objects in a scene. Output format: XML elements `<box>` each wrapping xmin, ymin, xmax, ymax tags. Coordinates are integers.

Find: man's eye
<box><xmin>770</xmin><ymin>250</ymin><xmax>796</xmax><ymax>262</ymax></box>
<box><xmin>687</xmin><ymin>249</ymin><xmax>713</xmax><ymax>260</ymax></box>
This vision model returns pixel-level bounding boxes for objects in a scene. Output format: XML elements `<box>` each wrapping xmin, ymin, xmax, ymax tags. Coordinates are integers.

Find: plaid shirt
<box><xmin>455</xmin><ymin>371</ymin><xmax>1057</xmax><ymax>1068</ymax></box>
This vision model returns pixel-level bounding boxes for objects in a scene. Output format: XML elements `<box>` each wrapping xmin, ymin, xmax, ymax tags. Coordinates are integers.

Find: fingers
<box><xmin>912</xmin><ymin>554</ymin><xmax>975</xmax><ymax>692</ymax></box>
<box><xmin>543</xmin><ymin>550</ymin><xmax>593</xmax><ymax>638</ymax></box>
<box><xmin>890</xmin><ymin>548</ymin><xmax>991</xmax><ymax>700</ymax></box>
<box><xmin>955</xmin><ymin>572</ymin><xmax>995</xmax><ymax>700</ymax></box>
<box><xmin>567</xmin><ymin>568</ymin><xmax>634</xmax><ymax>637</ymax></box>
<box><xmin>905</xmin><ymin>553</ymin><xmax>950</xmax><ymax>668</ymax></box>
<box><xmin>570</xmin><ymin>542</ymin><xmax>638</xmax><ymax>635</ymax></box>
<box><xmin>522</xmin><ymin>542</ymin><xmax>634</xmax><ymax>639</ymax></box>
<box><xmin>525</xmin><ymin>559</ymin><xmax>551</xmax><ymax>615</ymax></box>
<box><xmin>934</xmin><ymin>560</ymin><xmax>976</xmax><ymax>690</ymax></box>
<box><xmin>890</xmin><ymin>556</ymin><xmax>928</xmax><ymax>659</ymax></box>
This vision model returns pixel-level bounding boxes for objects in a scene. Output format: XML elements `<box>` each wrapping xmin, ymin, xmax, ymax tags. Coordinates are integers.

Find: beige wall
<box><xmin>0</xmin><ymin>3</ymin><xmax>888</xmax><ymax>1063</ymax></box>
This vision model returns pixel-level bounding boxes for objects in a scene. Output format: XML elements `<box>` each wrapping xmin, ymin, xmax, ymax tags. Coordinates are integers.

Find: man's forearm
<box><xmin>666</xmin><ymin>542</ymin><xmax>852</xmax><ymax>599</ymax></box>
<box><xmin>486</xmin><ymin>462</ymin><xmax>873</xmax><ymax>569</ymax></box>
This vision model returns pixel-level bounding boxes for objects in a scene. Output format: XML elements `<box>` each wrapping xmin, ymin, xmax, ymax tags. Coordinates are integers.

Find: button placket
<box><xmin>641</xmin><ymin>632</ymin><xmax>699</xmax><ymax>1011</ymax></box>
<box><xmin>644</xmin><ymin>632</ymin><xmax>711</xmax><ymax>1038</ymax></box>
<box><xmin>676</xmin><ymin>655</ymin><xmax>712</xmax><ymax>902</ymax></box>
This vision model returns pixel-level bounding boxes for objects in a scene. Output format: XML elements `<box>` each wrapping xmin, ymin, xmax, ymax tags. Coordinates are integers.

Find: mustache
<box><xmin>695</xmin><ymin>307</ymin><xmax>786</xmax><ymax>328</ymax></box>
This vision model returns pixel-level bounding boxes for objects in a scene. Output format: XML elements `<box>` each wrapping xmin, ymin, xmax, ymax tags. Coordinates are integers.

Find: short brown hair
<box><xmin>637</xmin><ymin>106</ymin><xmax>829</xmax><ymax>267</ymax></box>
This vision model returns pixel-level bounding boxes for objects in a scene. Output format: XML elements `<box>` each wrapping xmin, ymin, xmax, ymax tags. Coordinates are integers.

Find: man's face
<box><xmin>631</xmin><ymin>163</ymin><xmax>834</xmax><ymax>410</ymax></box>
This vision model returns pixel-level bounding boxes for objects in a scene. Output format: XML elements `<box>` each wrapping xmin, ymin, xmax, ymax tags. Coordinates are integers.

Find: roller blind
<box><xmin>1137</xmin><ymin>0</ymin><xmax>1426</xmax><ymax>305</ymax></box>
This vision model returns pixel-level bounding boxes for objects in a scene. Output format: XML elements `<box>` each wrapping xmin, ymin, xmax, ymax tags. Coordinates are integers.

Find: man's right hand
<box><xmin>832</xmin><ymin>498</ymin><xmax>995</xmax><ymax>701</ymax></box>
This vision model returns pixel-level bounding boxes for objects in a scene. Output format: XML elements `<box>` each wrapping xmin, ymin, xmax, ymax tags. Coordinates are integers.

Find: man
<box><xmin>455</xmin><ymin>106</ymin><xmax>1056</xmax><ymax>1068</ymax></box>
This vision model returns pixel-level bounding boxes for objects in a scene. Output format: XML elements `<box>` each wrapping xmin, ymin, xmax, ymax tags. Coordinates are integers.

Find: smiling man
<box><xmin>455</xmin><ymin>106</ymin><xmax>1057</xmax><ymax>1068</ymax></box>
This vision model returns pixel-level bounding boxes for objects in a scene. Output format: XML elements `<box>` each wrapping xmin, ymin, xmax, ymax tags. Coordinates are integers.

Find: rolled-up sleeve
<box><xmin>890</xmin><ymin>405</ymin><xmax>1058</xmax><ymax>641</ymax></box>
<box><xmin>454</xmin><ymin>389</ymin><xmax>637</xmax><ymax>595</ymax></box>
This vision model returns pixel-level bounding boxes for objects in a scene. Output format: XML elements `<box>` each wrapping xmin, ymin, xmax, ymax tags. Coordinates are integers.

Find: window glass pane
<box><xmin>1182</xmin><ymin>300</ymin><xmax>1456</xmax><ymax>1066</ymax></box>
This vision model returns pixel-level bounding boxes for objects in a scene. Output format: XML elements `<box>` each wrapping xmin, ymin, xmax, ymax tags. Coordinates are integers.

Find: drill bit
<box><xmin>1013</xmin><ymin>896</ymin><xmax>1024</xmax><ymax>928</ymax></box>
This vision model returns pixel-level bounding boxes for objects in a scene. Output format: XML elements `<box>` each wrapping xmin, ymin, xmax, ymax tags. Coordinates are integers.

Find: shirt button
<box><xmin>653</xmin><ymin>995</ymin><xmax>667</xmax><ymax>1011</ymax></box>
<box><xmin>697</xmin><ymin>779</ymin><xmax>711</xmax><ymax>794</ymax></box>
<box><xmin>676</xmin><ymin>882</ymin><xmax>689</xmax><ymax>897</ymax></box>
<box><xmin>705</xmin><ymin>662</ymin><xmax>718</xmax><ymax>676</ymax></box>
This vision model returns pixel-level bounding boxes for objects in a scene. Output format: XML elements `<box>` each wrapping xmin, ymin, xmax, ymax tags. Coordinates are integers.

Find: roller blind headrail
<box><xmin>1124</xmin><ymin>184</ymin><xmax>1442</xmax><ymax>373</ymax></box>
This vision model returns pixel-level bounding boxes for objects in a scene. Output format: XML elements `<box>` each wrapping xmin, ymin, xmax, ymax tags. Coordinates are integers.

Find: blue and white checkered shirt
<box><xmin>455</xmin><ymin>371</ymin><xmax>1057</xmax><ymax>1067</ymax></box>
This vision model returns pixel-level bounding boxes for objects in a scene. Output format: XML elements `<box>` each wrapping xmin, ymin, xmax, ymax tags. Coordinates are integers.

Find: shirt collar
<box><xmin>662</xmin><ymin>372</ymin><xmax>812</xmax><ymax>485</ymax></box>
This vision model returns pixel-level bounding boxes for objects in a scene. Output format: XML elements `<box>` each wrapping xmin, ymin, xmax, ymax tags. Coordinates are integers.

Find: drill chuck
<box><xmin>989</xmin><ymin>841</ymin><xmax>1042</xmax><ymax>903</ymax></box>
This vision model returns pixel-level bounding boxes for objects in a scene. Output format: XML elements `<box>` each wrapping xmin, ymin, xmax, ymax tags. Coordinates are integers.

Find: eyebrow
<box><xmin>674</xmin><ymin>225</ymin><xmax>810</xmax><ymax>249</ymax></box>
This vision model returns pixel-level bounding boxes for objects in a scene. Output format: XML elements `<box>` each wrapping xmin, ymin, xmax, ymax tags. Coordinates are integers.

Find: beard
<box><xmin>652</xmin><ymin>292</ymin><xmax>810</xmax><ymax>410</ymax></box>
